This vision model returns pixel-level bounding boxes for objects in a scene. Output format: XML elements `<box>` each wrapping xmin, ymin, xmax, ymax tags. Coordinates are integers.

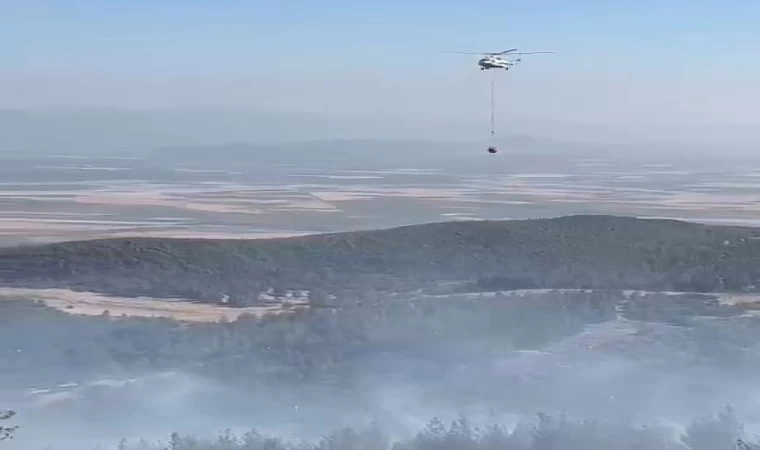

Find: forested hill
<box><xmin>2</xmin><ymin>215</ymin><xmax>760</xmax><ymax>301</ymax></box>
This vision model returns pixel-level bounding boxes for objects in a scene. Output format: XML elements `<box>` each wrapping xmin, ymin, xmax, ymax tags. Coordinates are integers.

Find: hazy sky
<box><xmin>2</xmin><ymin>1</ymin><xmax>759</xmax><ymax>143</ymax></box>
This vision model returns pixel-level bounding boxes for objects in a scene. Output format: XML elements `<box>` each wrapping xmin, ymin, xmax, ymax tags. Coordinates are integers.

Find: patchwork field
<box><xmin>2</xmin><ymin>146</ymin><xmax>760</xmax><ymax>245</ymax></box>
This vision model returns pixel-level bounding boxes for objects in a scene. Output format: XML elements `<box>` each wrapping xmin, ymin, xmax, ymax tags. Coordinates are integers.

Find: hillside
<box><xmin>2</xmin><ymin>215</ymin><xmax>760</xmax><ymax>303</ymax></box>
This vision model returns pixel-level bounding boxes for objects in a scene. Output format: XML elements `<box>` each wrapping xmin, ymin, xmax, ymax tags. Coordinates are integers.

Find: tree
<box><xmin>0</xmin><ymin>410</ymin><xmax>17</xmax><ymax>441</ymax></box>
<box><xmin>682</xmin><ymin>406</ymin><xmax>744</xmax><ymax>450</ymax></box>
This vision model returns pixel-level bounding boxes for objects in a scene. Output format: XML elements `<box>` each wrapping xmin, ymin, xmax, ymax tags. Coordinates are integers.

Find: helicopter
<box><xmin>445</xmin><ymin>48</ymin><xmax>555</xmax><ymax>154</ymax></box>
<box><xmin>448</xmin><ymin>48</ymin><xmax>555</xmax><ymax>70</ymax></box>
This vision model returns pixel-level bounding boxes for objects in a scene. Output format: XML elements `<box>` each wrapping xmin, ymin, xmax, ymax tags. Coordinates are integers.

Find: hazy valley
<box><xmin>4</xmin><ymin>143</ymin><xmax>760</xmax><ymax>450</ymax></box>
<box><xmin>5</xmin><ymin>0</ymin><xmax>760</xmax><ymax>446</ymax></box>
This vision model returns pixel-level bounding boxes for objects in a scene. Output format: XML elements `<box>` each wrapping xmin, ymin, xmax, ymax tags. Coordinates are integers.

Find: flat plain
<box><xmin>2</xmin><ymin>143</ymin><xmax>760</xmax><ymax>247</ymax></box>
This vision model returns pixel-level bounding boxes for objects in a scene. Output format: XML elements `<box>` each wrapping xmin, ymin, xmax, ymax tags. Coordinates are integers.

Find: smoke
<box><xmin>3</xmin><ymin>292</ymin><xmax>760</xmax><ymax>450</ymax></box>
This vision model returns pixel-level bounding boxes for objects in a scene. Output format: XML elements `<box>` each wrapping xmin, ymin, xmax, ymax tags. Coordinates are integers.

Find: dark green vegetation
<box><xmin>4</xmin><ymin>288</ymin><xmax>760</xmax><ymax>449</ymax></box>
<box><xmin>6</xmin><ymin>215</ymin><xmax>760</xmax><ymax>449</ymax></box>
<box><xmin>0</xmin><ymin>410</ymin><xmax>16</xmax><ymax>441</ymax></box>
<box><xmin>5</xmin><ymin>289</ymin><xmax>760</xmax><ymax>449</ymax></box>
<box><xmin>126</xmin><ymin>408</ymin><xmax>757</xmax><ymax>450</ymax></box>
<box><xmin>0</xmin><ymin>291</ymin><xmax>618</xmax><ymax>388</ymax></box>
<box><xmin>2</xmin><ymin>215</ymin><xmax>760</xmax><ymax>303</ymax></box>
<box><xmin>2</xmin><ymin>288</ymin><xmax>756</xmax><ymax>392</ymax></box>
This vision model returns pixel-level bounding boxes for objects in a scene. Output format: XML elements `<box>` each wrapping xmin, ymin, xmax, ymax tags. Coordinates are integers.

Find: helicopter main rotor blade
<box><xmin>511</xmin><ymin>51</ymin><xmax>555</xmax><ymax>55</ymax></box>
<box><xmin>444</xmin><ymin>48</ymin><xmax>520</xmax><ymax>55</ymax></box>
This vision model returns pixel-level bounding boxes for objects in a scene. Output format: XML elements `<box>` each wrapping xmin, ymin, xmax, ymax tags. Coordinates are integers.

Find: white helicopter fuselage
<box><xmin>478</xmin><ymin>56</ymin><xmax>514</xmax><ymax>70</ymax></box>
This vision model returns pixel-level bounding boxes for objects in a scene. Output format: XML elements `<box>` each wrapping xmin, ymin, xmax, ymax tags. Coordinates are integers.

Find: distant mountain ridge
<box><xmin>1</xmin><ymin>215</ymin><xmax>760</xmax><ymax>302</ymax></box>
